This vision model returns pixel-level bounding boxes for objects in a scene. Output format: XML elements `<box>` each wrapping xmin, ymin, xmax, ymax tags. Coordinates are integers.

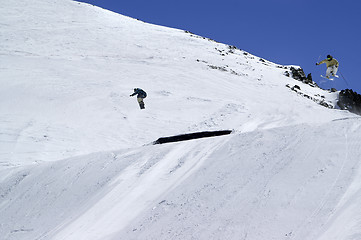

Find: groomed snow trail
<box><xmin>49</xmin><ymin>137</ymin><xmax>228</xmax><ymax>240</ymax></box>
<box><xmin>116</xmin><ymin>119</ymin><xmax>361</xmax><ymax>240</ymax></box>
<box><xmin>2</xmin><ymin>119</ymin><xmax>361</xmax><ymax>240</ymax></box>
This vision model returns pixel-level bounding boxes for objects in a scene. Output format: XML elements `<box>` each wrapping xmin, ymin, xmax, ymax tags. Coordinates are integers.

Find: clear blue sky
<box><xmin>80</xmin><ymin>0</ymin><xmax>360</xmax><ymax>93</ymax></box>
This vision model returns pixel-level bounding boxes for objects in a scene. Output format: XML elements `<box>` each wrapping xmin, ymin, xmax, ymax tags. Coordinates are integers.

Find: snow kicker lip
<box><xmin>153</xmin><ymin>130</ymin><xmax>233</xmax><ymax>145</ymax></box>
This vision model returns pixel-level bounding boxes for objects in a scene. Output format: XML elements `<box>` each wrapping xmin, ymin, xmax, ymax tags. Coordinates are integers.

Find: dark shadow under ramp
<box><xmin>153</xmin><ymin>130</ymin><xmax>233</xmax><ymax>145</ymax></box>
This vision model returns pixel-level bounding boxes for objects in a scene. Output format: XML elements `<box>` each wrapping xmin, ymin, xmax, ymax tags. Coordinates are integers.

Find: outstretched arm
<box><xmin>316</xmin><ymin>59</ymin><xmax>327</xmax><ymax>65</ymax></box>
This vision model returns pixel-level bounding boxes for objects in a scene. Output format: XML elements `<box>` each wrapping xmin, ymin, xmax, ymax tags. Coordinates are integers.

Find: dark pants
<box><xmin>137</xmin><ymin>97</ymin><xmax>145</xmax><ymax>109</ymax></box>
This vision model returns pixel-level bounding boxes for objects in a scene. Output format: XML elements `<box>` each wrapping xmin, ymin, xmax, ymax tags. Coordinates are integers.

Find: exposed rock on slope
<box><xmin>338</xmin><ymin>89</ymin><xmax>361</xmax><ymax>115</ymax></box>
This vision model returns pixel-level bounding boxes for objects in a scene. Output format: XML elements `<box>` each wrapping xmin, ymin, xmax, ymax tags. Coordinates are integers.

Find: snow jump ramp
<box><xmin>153</xmin><ymin>130</ymin><xmax>233</xmax><ymax>145</ymax></box>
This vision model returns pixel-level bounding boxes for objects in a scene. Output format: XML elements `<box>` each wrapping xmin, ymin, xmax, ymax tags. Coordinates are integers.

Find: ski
<box><xmin>321</xmin><ymin>75</ymin><xmax>333</xmax><ymax>80</ymax></box>
<box><xmin>320</xmin><ymin>75</ymin><xmax>338</xmax><ymax>81</ymax></box>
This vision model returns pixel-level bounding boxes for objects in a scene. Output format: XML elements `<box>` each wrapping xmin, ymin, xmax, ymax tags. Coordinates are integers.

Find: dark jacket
<box><xmin>130</xmin><ymin>88</ymin><xmax>147</xmax><ymax>98</ymax></box>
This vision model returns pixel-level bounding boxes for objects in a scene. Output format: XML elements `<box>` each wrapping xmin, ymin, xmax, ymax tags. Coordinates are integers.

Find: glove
<box><xmin>315</xmin><ymin>63</ymin><xmax>319</xmax><ymax>65</ymax></box>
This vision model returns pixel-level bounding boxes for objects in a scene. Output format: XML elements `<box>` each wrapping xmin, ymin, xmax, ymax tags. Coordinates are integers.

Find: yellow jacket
<box><xmin>318</xmin><ymin>58</ymin><xmax>339</xmax><ymax>68</ymax></box>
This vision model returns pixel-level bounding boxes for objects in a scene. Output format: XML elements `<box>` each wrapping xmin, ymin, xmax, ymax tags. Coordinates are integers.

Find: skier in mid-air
<box><xmin>316</xmin><ymin>55</ymin><xmax>339</xmax><ymax>79</ymax></box>
<box><xmin>130</xmin><ymin>88</ymin><xmax>147</xmax><ymax>109</ymax></box>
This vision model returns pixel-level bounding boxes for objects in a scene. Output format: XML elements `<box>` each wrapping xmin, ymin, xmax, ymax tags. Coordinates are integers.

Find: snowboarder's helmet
<box><xmin>327</xmin><ymin>55</ymin><xmax>332</xmax><ymax>59</ymax></box>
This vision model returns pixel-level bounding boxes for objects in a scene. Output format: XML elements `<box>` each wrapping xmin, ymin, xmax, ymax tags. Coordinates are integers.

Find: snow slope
<box><xmin>1</xmin><ymin>0</ymin><xmax>361</xmax><ymax>239</ymax></box>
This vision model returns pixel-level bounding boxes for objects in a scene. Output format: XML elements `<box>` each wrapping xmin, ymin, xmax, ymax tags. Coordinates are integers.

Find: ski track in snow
<box><xmin>1</xmin><ymin>0</ymin><xmax>361</xmax><ymax>240</ymax></box>
<box><xmin>115</xmin><ymin>121</ymin><xmax>361</xmax><ymax>240</ymax></box>
<box><xmin>48</xmin><ymin>138</ymin><xmax>228</xmax><ymax>240</ymax></box>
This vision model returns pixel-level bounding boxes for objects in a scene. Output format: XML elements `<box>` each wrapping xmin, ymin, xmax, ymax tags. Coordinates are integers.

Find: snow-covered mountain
<box><xmin>1</xmin><ymin>0</ymin><xmax>361</xmax><ymax>239</ymax></box>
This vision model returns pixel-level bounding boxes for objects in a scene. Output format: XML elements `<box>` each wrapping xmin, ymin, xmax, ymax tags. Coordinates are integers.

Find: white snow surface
<box><xmin>1</xmin><ymin>0</ymin><xmax>361</xmax><ymax>239</ymax></box>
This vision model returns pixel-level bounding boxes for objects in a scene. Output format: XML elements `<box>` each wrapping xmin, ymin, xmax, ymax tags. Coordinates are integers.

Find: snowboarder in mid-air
<box><xmin>130</xmin><ymin>88</ymin><xmax>147</xmax><ymax>109</ymax></box>
<box><xmin>316</xmin><ymin>55</ymin><xmax>339</xmax><ymax>79</ymax></box>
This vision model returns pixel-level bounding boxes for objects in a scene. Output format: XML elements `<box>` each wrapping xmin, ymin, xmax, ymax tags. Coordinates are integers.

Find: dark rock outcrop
<box><xmin>288</xmin><ymin>67</ymin><xmax>314</xmax><ymax>85</ymax></box>
<box><xmin>290</xmin><ymin>67</ymin><xmax>307</xmax><ymax>82</ymax></box>
<box><xmin>285</xmin><ymin>84</ymin><xmax>333</xmax><ymax>109</ymax></box>
<box><xmin>337</xmin><ymin>89</ymin><xmax>361</xmax><ymax>115</ymax></box>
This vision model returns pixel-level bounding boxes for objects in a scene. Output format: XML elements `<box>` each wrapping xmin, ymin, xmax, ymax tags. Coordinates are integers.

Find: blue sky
<box><xmin>80</xmin><ymin>0</ymin><xmax>360</xmax><ymax>93</ymax></box>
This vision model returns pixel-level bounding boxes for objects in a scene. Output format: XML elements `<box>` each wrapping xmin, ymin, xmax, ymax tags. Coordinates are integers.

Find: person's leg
<box><xmin>331</xmin><ymin>66</ymin><xmax>338</xmax><ymax>76</ymax></box>
<box><xmin>326</xmin><ymin>67</ymin><xmax>332</xmax><ymax>78</ymax></box>
<box><xmin>137</xmin><ymin>97</ymin><xmax>145</xmax><ymax>109</ymax></box>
